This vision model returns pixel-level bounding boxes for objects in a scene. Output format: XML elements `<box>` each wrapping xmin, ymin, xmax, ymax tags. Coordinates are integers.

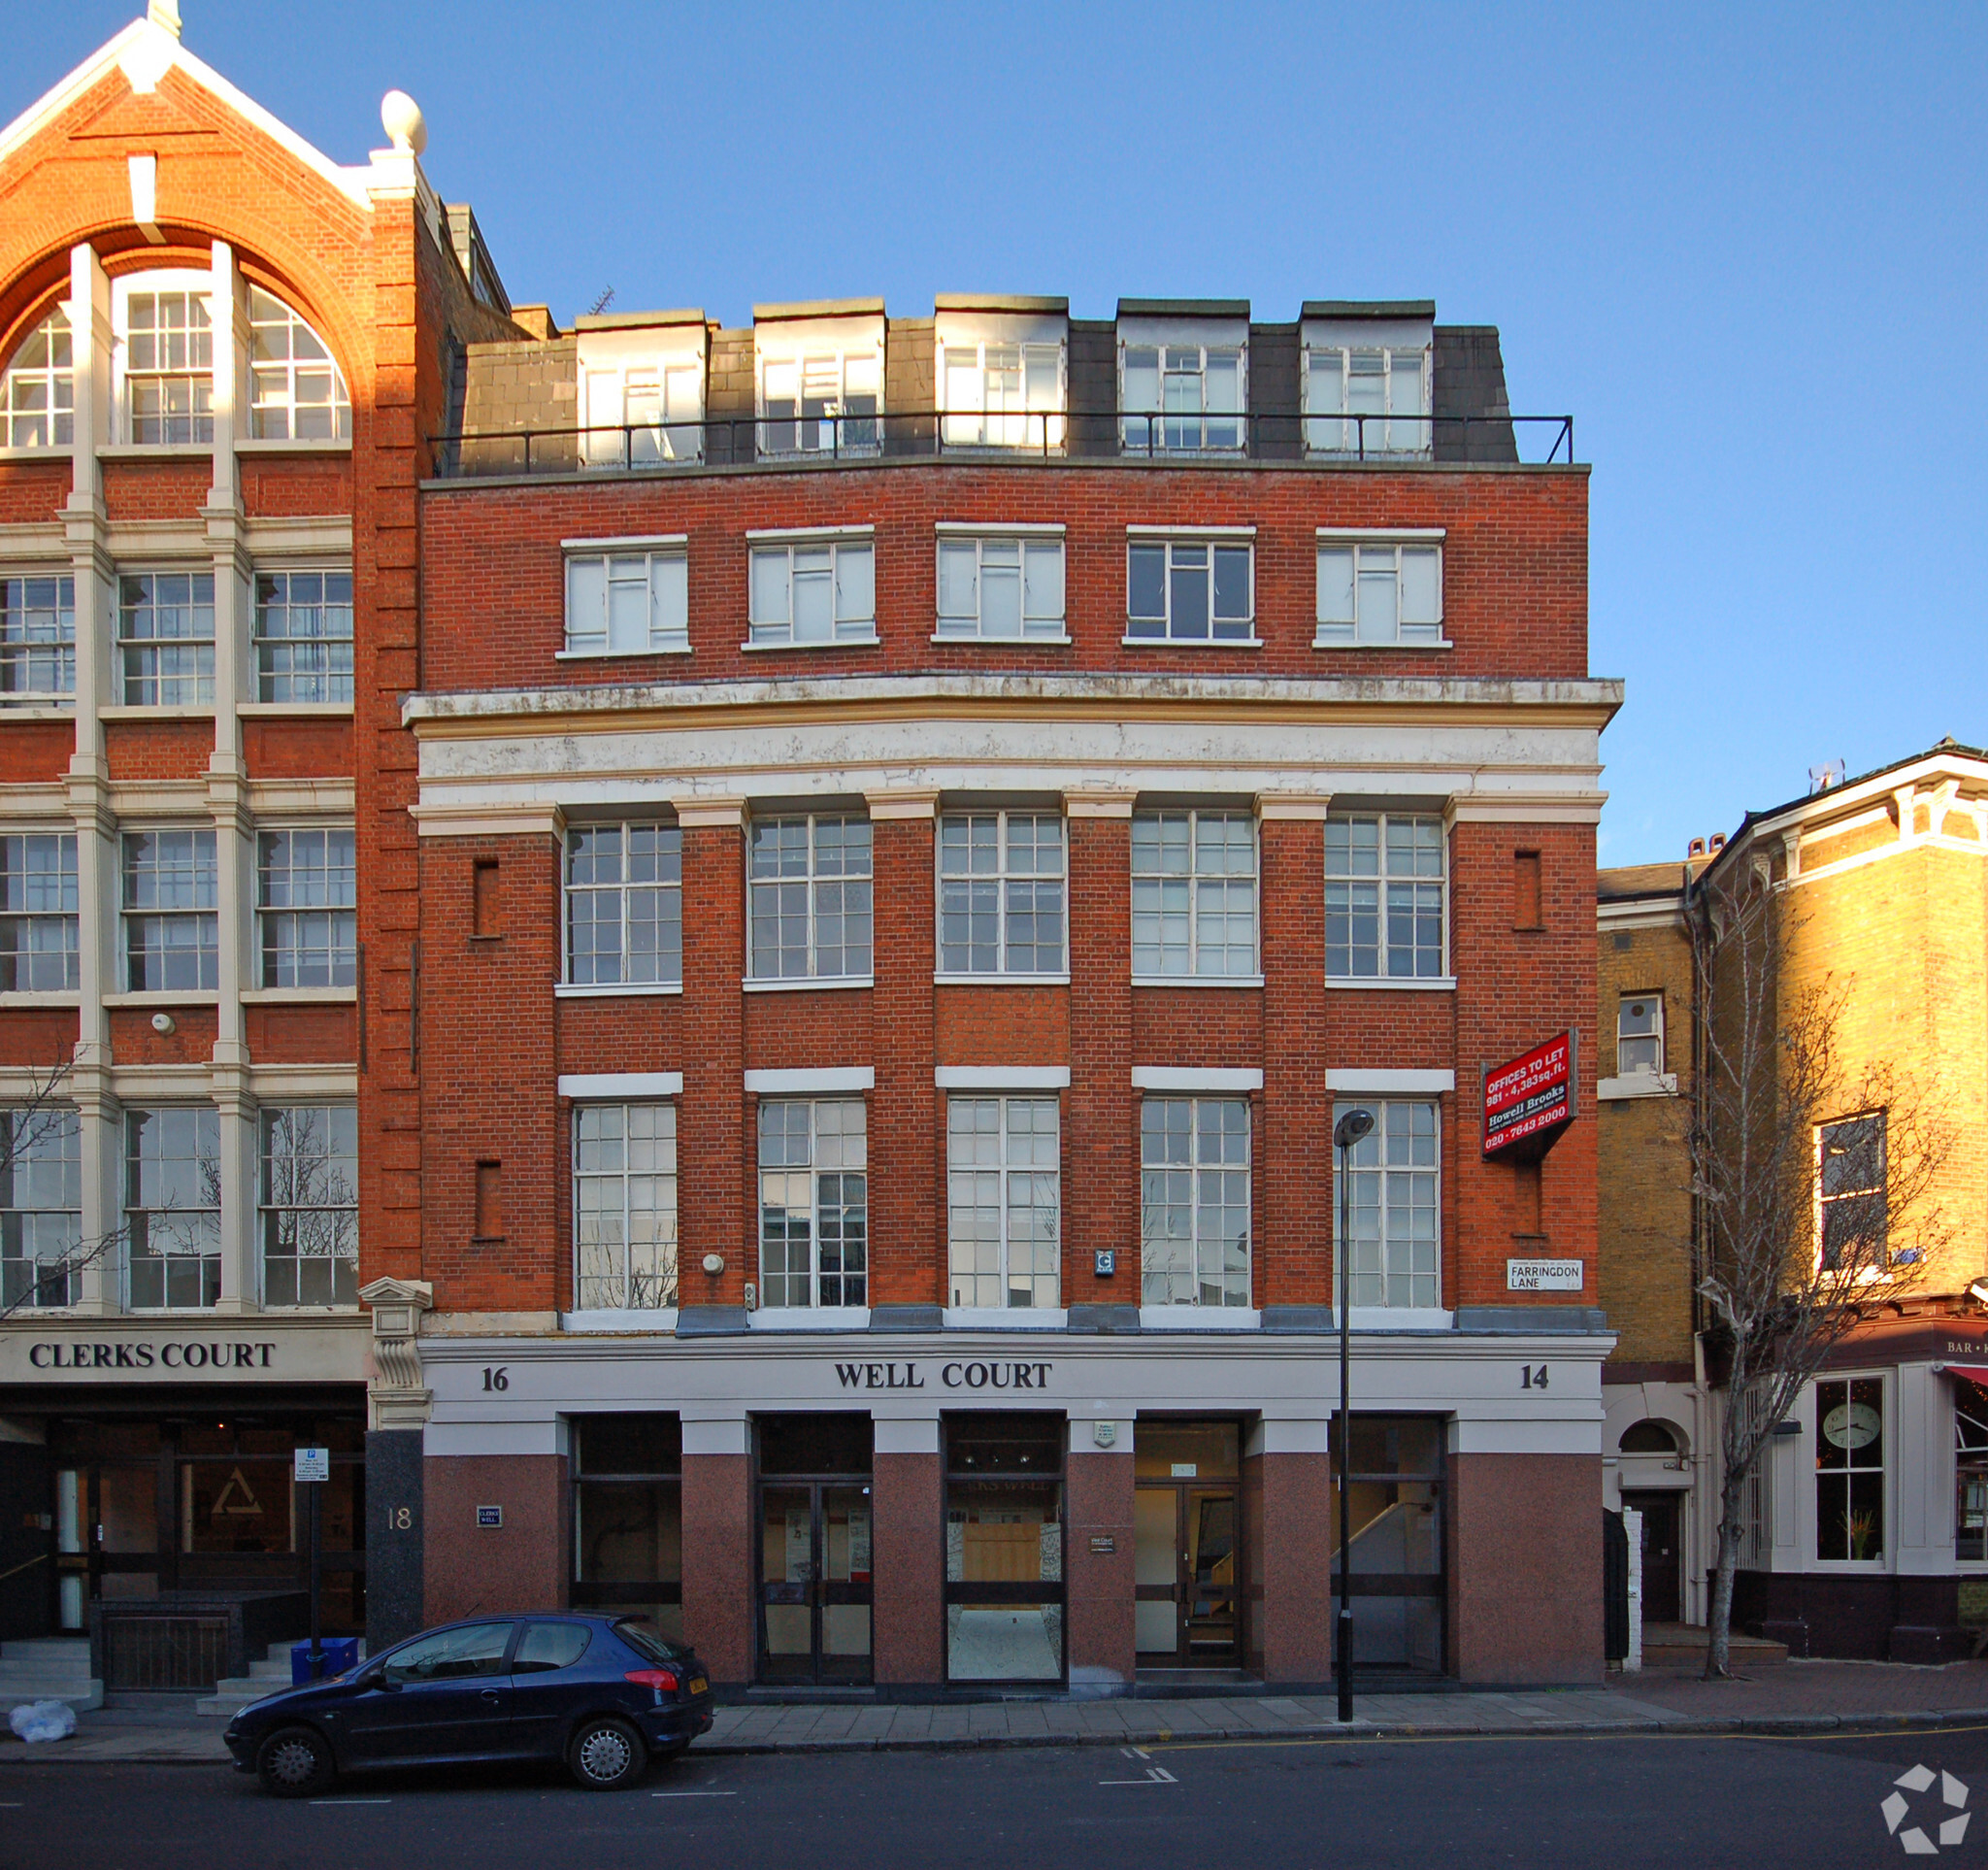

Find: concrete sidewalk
<box><xmin>11</xmin><ymin>1661</ymin><xmax>1988</xmax><ymax>1766</ymax></box>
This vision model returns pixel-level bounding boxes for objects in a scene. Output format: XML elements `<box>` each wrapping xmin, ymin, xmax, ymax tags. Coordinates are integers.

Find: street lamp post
<box><xmin>1332</xmin><ymin>1105</ymin><xmax>1375</xmax><ymax>1724</ymax></box>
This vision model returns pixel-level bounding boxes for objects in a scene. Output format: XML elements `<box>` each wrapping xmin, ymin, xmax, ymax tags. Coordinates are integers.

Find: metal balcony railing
<box><xmin>428</xmin><ymin>410</ymin><xmax>1575</xmax><ymax>479</ymax></box>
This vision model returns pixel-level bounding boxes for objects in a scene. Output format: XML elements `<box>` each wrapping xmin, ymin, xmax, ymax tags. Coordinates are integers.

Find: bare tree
<box><xmin>0</xmin><ymin>1058</ymin><xmax>126</xmax><ymax>1320</ymax></box>
<box><xmin>1689</xmin><ymin>859</ymin><xmax>1952</xmax><ymax>1678</ymax></box>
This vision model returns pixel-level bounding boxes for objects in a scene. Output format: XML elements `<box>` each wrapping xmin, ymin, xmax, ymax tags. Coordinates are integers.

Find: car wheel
<box><xmin>569</xmin><ymin>1716</ymin><xmax>646</xmax><ymax>1791</ymax></box>
<box><xmin>257</xmin><ymin>1725</ymin><xmax>336</xmax><ymax>1798</ymax></box>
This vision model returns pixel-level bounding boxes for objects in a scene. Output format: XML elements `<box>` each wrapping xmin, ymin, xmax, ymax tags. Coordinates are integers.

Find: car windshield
<box><xmin>614</xmin><ymin>1619</ymin><xmax>692</xmax><ymax>1666</ymax></box>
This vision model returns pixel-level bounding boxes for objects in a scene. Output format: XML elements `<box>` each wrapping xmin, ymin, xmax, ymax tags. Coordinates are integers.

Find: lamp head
<box><xmin>1333</xmin><ymin>1108</ymin><xmax>1376</xmax><ymax>1152</ymax></box>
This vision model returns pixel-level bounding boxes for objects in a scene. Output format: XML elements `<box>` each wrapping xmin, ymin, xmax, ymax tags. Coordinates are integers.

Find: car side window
<box><xmin>513</xmin><ymin>1622</ymin><xmax>591</xmax><ymax>1675</ymax></box>
<box><xmin>381</xmin><ymin>1621</ymin><xmax>514</xmax><ymax>1684</ymax></box>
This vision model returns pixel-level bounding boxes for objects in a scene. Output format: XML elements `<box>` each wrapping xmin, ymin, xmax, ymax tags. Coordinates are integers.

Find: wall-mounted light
<box><xmin>701</xmin><ymin>1253</ymin><xmax>724</xmax><ymax>1277</ymax></box>
<box><xmin>150</xmin><ymin>1012</ymin><xmax>175</xmax><ymax>1035</ymax></box>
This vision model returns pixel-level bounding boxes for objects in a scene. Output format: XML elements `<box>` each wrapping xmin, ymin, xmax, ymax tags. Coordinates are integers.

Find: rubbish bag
<box><xmin>9</xmin><ymin>1699</ymin><xmax>77</xmax><ymax>1743</ymax></box>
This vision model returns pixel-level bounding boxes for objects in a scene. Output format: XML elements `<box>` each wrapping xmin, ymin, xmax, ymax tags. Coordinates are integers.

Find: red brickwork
<box><xmin>104</xmin><ymin>718</ymin><xmax>213</xmax><ymax>782</ymax></box>
<box><xmin>241</xmin><ymin>716</ymin><xmax>351</xmax><ymax>780</ymax></box>
<box><xmin>0</xmin><ymin>721</ymin><xmax>74</xmax><ymax>785</ymax></box>
<box><xmin>420</xmin><ymin>466</ymin><xmax>1588</xmax><ymax>691</ymax></box>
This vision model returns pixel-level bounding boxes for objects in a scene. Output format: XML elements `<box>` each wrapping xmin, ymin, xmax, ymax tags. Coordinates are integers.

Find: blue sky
<box><xmin>14</xmin><ymin>3</ymin><xmax>1985</xmax><ymax>866</ymax></box>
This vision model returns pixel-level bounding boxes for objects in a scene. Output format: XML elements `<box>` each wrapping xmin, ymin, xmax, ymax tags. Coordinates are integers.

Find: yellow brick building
<box><xmin>1600</xmin><ymin>742</ymin><xmax>1988</xmax><ymax>1654</ymax></box>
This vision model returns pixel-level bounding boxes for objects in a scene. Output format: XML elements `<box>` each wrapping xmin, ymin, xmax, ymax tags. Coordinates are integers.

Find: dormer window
<box><xmin>577</xmin><ymin>314</ymin><xmax>707</xmax><ymax>468</ymax></box>
<box><xmin>2</xmin><ymin>307</ymin><xmax>73</xmax><ymax>448</ymax></box>
<box><xmin>1303</xmin><ymin>308</ymin><xmax>1433</xmax><ymax>457</ymax></box>
<box><xmin>935</xmin><ymin>302</ymin><xmax>1067</xmax><ymax>451</ymax></box>
<box><xmin>756</xmin><ymin>307</ymin><xmax>885</xmax><ymax>460</ymax></box>
<box><xmin>1116</xmin><ymin>307</ymin><xmax>1248</xmax><ymax>455</ymax></box>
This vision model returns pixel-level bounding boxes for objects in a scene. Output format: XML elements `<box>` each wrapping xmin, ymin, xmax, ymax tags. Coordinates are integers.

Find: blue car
<box><xmin>223</xmin><ymin>1614</ymin><xmax>714</xmax><ymax>1796</ymax></box>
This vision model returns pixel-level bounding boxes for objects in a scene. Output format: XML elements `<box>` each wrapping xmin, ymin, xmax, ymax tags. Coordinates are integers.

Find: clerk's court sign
<box><xmin>0</xmin><ymin>1322</ymin><xmax>369</xmax><ymax>1384</ymax></box>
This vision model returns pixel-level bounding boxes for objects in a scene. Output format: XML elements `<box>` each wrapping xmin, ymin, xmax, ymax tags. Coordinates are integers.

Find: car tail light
<box><xmin>625</xmin><ymin>1668</ymin><xmax>679</xmax><ymax>1698</ymax></box>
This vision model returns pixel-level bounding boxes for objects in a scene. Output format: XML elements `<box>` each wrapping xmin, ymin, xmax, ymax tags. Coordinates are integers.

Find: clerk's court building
<box><xmin>0</xmin><ymin>8</ymin><xmax>1622</xmax><ymax>1695</ymax></box>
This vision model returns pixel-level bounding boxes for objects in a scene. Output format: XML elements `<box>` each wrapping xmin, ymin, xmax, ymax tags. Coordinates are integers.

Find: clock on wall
<box><xmin>1821</xmin><ymin>1400</ymin><xmax>1881</xmax><ymax>1450</ymax></box>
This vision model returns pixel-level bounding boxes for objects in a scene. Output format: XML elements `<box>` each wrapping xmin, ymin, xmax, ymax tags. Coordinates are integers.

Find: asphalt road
<box><xmin>4</xmin><ymin>1724</ymin><xmax>1986</xmax><ymax>1869</ymax></box>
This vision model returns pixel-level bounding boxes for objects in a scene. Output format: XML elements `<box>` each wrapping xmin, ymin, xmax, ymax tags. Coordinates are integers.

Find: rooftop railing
<box><xmin>428</xmin><ymin>409</ymin><xmax>1575</xmax><ymax>479</ymax></box>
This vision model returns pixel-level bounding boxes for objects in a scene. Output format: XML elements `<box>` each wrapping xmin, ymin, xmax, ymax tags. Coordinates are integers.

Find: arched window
<box><xmin>3</xmin><ymin>306</ymin><xmax>74</xmax><ymax>448</ymax></box>
<box><xmin>248</xmin><ymin>286</ymin><xmax>348</xmax><ymax>441</ymax></box>
<box><xmin>1619</xmin><ymin>1419</ymin><xmax>1680</xmax><ymax>1455</ymax></box>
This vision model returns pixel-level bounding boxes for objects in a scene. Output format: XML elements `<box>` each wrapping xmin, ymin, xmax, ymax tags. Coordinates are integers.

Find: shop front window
<box><xmin>1815</xmin><ymin>1375</ymin><xmax>1884</xmax><ymax>1561</ymax></box>
<box><xmin>1958</xmin><ymin>1378</ymin><xmax>1988</xmax><ymax>1562</ymax></box>
<box><xmin>944</xmin><ymin>1413</ymin><xmax>1065</xmax><ymax>1684</ymax></box>
<box><xmin>1331</xmin><ymin>1416</ymin><xmax>1445</xmax><ymax>1672</ymax></box>
<box><xmin>572</xmin><ymin>1415</ymin><xmax>682</xmax><ymax>1643</ymax></box>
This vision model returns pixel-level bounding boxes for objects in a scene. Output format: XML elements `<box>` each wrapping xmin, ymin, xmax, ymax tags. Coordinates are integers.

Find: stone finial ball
<box><xmin>381</xmin><ymin>89</ymin><xmax>427</xmax><ymax>156</ymax></box>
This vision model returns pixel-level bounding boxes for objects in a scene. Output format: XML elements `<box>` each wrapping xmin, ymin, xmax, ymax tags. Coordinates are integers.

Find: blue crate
<box><xmin>291</xmin><ymin>1636</ymin><xmax>359</xmax><ymax>1685</ymax></box>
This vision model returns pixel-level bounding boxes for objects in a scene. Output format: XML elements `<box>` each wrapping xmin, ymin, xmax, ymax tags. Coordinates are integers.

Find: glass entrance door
<box><xmin>756</xmin><ymin>1482</ymin><xmax>873</xmax><ymax>1685</ymax></box>
<box><xmin>1135</xmin><ymin>1485</ymin><xmax>1241</xmax><ymax>1665</ymax></box>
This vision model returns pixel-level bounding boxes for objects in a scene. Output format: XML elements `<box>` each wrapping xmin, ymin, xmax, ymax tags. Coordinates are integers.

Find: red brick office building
<box><xmin>0</xmin><ymin>11</ymin><xmax>1620</xmax><ymax>1695</ymax></box>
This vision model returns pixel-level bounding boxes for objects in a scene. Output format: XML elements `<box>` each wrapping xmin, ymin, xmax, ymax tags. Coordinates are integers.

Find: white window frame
<box><xmin>0</xmin><ymin>1105</ymin><xmax>81</xmax><ymax>1310</ymax></box>
<box><xmin>757</xmin><ymin>1097</ymin><xmax>868</xmax><ymax>1310</ymax></box>
<box><xmin>1139</xmin><ymin>1095</ymin><xmax>1251</xmax><ymax>1309</ymax></box>
<box><xmin>0</xmin><ymin>574</ymin><xmax>76</xmax><ymax>705</ymax></box>
<box><xmin>1305</xmin><ymin>344</ymin><xmax>1432</xmax><ymax>456</ymax></box>
<box><xmin>124</xmin><ymin>1105</ymin><xmax>220</xmax><ymax>1312</ymax></box>
<box><xmin>117</xmin><ymin>570</ymin><xmax>215</xmax><ymax>709</ymax></box>
<box><xmin>1119</xmin><ymin>341</ymin><xmax>1246</xmax><ymax>453</ymax></box>
<box><xmin>937</xmin><ymin>809</ymin><xmax>1067</xmax><ymax>980</ymax></box>
<box><xmin>0</xmin><ymin>831</ymin><xmax>79</xmax><ymax>993</ymax></box>
<box><xmin>563</xmin><ymin>819</ymin><xmax>683</xmax><ymax>989</ymax></box>
<box><xmin>946</xmin><ymin>1094</ymin><xmax>1061</xmax><ymax>1311</ymax></box>
<box><xmin>1331</xmin><ymin>1097</ymin><xmax>1441</xmax><ymax>1311</ymax></box>
<box><xmin>122</xmin><ymin>828</ymin><xmax>219</xmax><ymax>992</ymax></box>
<box><xmin>757</xmin><ymin>349</ymin><xmax>882</xmax><ymax>458</ymax></box>
<box><xmin>1812</xmin><ymin>1371</ymin><xmax>1888</xmax><ymax>1566</ymax></box>
<box><xmin>934</xmin><ymin>527</ymin><xmax>1067</xmax><ymax>641</ymax></box>
<box><xmin>1314</xmin><ymin>532</ymin><xmax>1445</xmax><ymax>647</ymax></box>
<box><xmin>113</xmin><ymin>271</ymin><xmax>214</xmax><ymax>446</ymax></box>
<box><xmin>256</xmin><ymin>825</ymin><xmax>356</xmax><ymax>988</ymax></box>
<box><xmin>937</xmin><ymin>337</ymin><xmax>1065</xmax><ymax>451</ymax></box>
<box><xmin>1131</xmin><ymin>808</ymin><xmax>1259</xmax><ymax>982</ymax></box>
<box><xmin>1325</xmin><ymin>813</ymin><xmax>1448</xmax><ymax>982</ymax></box>
<box><xmin>254</xmin><ymin>568</ymin><xmax>353</xmax><ymax>703</ymax></box>
<box><xmin>247</xmin><ymin>285</ymin><xmax>350</xmax><ymax>442</ymax></box>
<box><xmin>258</xmin><ymin>1104</ymin><xmax>358</xmax><ymax>1308</ymax></box>
<box><xmin>562</xmin><ymin>539</ymin><xmax>690</xmax><ymax>657</ymax></box>
<box><xmin>2</xmin><ymin>305</ymin><xmax>74</xmax><ymax>449</ymax></box>
<box><xmin>582</xmin><ymin>358</ymin><xmax>704</xmax><ymax>467</ymax></box>
<box><xmin>1617</xmin><ymin>993</ymin><xmax>1665</xmax><ymax>1078</ymax></box>
<box><xmin>1817</xmin><ymin>1112</ymin><xmax>1888</xmax><ymax>1274</ymax></box>
<box><xmin>746</xmin><ymin>531</ymin><xmax>877</xmax><ymax>648</ymax></box>
<box><xmin>747</xmin><ymin>814</ymin><xmax>874</xmax><ymax>984</ymax></box>
<box><xmin>1125</xmin><ymin>533</ymin><xmax>1256</xmax><ymax>645</ymax></box>
<box><xmin>572</xmin><ymin>1100</ymin><xmax>679</xmax><ymax>1313</ymax></box>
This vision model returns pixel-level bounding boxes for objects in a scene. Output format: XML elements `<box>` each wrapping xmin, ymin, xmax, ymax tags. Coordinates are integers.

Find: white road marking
<box><xmin>310</xmin><ymin>1798</ymin><xmax>393</xmax><ymax>1806</ymax></box>
<box><xmin>1098</xmin><ymin>1766</ymin><xmax>1178</xmax><ymax>1786</ymax></box>
<box><xmin>652</xmin><ymin>1789</ymin><xmax>738</xmax><ymax>1798</ymax></box>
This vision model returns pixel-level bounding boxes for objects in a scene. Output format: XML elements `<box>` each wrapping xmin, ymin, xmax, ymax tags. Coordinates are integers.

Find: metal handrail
<box><xmin>429</xmin><ymin>409</ymin><xmax>1575</xmax><ymax>478</ymax></box>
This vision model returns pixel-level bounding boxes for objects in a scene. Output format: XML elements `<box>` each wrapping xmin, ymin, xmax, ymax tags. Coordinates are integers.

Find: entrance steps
<box><xmin>195</xmin><ymin>1638</ymin><xmax>367</xmax><ymax>1718</ymax></box>
<box><xmin>0</xmin><ymin>1637</ymin><xmax>103</xmax><ymax>1713</ymax></box>
<box><xmin>1639</xmin><ymin>1621</ymin><xmax>1789</xmax><ymax>1668</ymax></box>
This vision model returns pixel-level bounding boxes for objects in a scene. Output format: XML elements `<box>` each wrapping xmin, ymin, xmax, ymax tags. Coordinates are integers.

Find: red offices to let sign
<box><xmin>1482</xmin><ymin>1031</ymin><xmax>1576</xmax><ymax>1160</ymax></box>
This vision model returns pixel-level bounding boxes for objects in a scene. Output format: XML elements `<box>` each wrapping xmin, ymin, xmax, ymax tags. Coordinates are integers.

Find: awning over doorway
<box><xmin>1936</xmin><ymin>1364</ymin><xmax>1988</xmax><ymax>1386</ymax></box>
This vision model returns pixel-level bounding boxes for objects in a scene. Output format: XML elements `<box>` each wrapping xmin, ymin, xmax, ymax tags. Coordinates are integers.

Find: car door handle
<box><xmin>480</xmin><ymin>1689</ymin><xmax>501</xmax><ymax>1704</ymax></box>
